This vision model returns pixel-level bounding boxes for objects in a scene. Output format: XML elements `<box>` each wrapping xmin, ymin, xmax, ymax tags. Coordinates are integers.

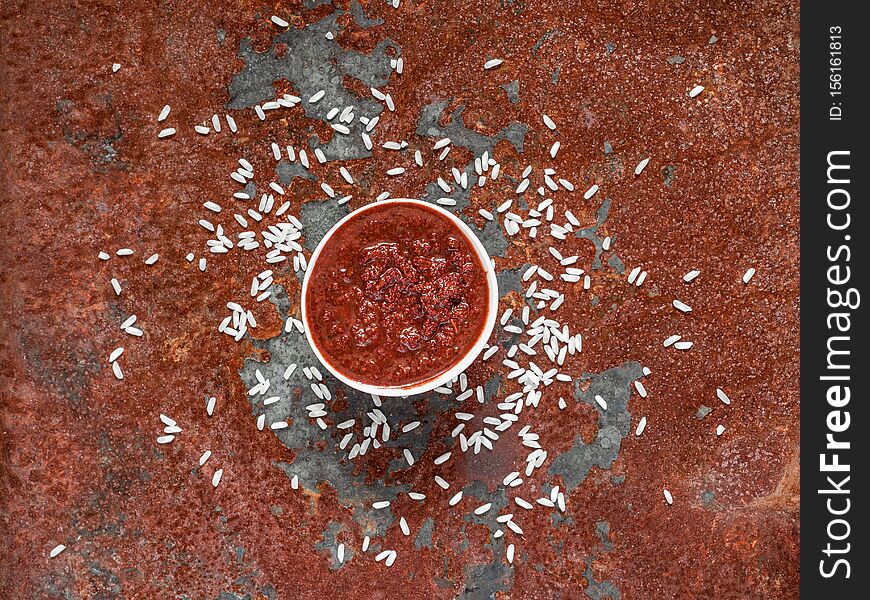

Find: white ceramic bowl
<box><xmin>301</xmin><ymin>199</ymin><xmax>498</xmax><ymax>397</ymax></box>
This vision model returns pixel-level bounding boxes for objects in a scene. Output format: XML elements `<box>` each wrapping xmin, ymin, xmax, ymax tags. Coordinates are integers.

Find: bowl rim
<box><xmin>300</xmin><ymin>198</ymin><xmax>499</xmax><ymax>397</ymax></box>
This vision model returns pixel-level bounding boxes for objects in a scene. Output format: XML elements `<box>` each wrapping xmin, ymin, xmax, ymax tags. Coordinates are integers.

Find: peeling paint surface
<box><xmin>1</xmin><ymin>0</ymin><xmax>799</xmax><ymax>598</ymax></box>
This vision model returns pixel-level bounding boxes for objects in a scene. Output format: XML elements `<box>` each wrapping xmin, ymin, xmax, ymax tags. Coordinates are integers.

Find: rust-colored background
<box><xmin>0</xmin><ymin>0</ymin><xmax>799</xmax><ymax>598</ymax></box>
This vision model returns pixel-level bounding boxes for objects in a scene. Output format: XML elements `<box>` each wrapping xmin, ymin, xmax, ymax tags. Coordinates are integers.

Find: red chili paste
<box><xmin>305</xmin><ymin>202</ymin><xmax>489</xmax><ymax>387</ymax></box>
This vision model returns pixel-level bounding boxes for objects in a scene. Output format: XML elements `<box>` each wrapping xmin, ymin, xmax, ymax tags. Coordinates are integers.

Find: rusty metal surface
<box><xmin>0</xmin><ymin>0</ymin><xmax>799</xmax><ymax>598</ymax></box>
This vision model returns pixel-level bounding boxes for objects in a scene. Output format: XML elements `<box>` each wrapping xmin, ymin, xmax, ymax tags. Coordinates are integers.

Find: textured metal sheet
<box><xmin>0</xmin><ymin>0</ymin><xmax>799</xmax><ymax>598</ymax></box>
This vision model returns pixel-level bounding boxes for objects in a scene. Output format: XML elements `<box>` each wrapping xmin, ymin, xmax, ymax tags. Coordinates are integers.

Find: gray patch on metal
<box><xmin>583</xmin><ymin>519</ymin><xmax>621</xmax><ymax>600</ymax></box>
<box><xmin>584</xmin><ymin>559</ymin><xmax>622</xmax><ymax>600</ymax></box>
<box><xmin>303</xmin><ymin>0</ymin><xmax>332</xmax><ymax>10</ymax></box>
<box><xmin>227</xmin><ymin>8</ymin><xmax>398</xmax><ymax>162</ymax></box>
<box><xmin>243</xmin><ymin>293</ymin><xmax>463</xmax><ymax>538</ymax></box>
<box><xmin>315</xmin><ymin>521</ymin><xmax>352</xmax><ymax>569</ymax></box>
<box><xmin>701</xmin><ymin>489</ymin><xmax>716</xmax><ymax>506</ymax></box>
<box><xmin>496</xmin><ymin>266</ymin><xmax>524</xmax><ymax>296</ymax></box>
<box><xmin>241</xmin><ymin>181</ymin><xmax>257</xmax><ymax>201</ymax></box>
<box><xmin>595</xmin><ymin>521</ymin><xmax>614</xmax><ymax>551</ymax></box>
<box><xmin>349</xmin><ymin>0</ymin><xmax>383</xmax><ymax>28</ymax></box>
<box><xmin>416</xmin><ymin>101</ymin><xmax>528</xmax><ymax>216</ymax></box>
<box><xmin>608</xmin><ymin>255</ymin><xmax>625</xmax><ymax>274</ymax></box>
<box><xmin>411</xmin><ymin>101</ymin><xmax>524</xmax><ymax>259</ymax></box>
<box><xmin>500</xmin><ymin>80</ymin><xmax>520</xmax><ymax>104</ymax></box>
<box><xmin>277</xmin><ymin>160</ymin><xmax>317</xmax><ymax>186</ymax></box>
<box><xmin>473</xmin><ymin>210</ymin><xmax>510</xmax><ymax>258</ymax></box>
<box><xmin>417</xmin><ymin>101</ymin><xmax>527</xmax><ymax>155</ymax></box>
<box><xmin>300</xmin><ymin>199</ymin><xmax>349</xmax><ymax>252</ymax></box>
<box><xmin>574</xmin><ymin>197</ymin><xmax>620</xmax><ymax>271</ymax></box>
<box><xmin>461</xmin><ymin>561</ymin><xmax>513</xmax><ymax>600</ymax></box>
<box><xmin>551</xmin><ymin>512</ymin><xmax>575</xmax><ymax>529</ymax></box>
<box><xmin>532</xmin><ymin>29</ymin><xmax>562</xmax><ymax>55</ymax></box>
<box><xmin>384</xmin><ymin>395</ymin><xmax>455</xmax><ymax>476</ymax></box>
<box><xmin>460</xmin><ymin>481</ymin><xmax>508</xmax><ymax>532</ymax></box>
<box><xmin>549</xmin><ymin>361</ymin><xmax>644</xmax><ymax>491</ymax></box>
<box><xmin>483</xmin><ymin>372</ymin><xmax>503</xmax><ymax>399</ymax></box>
<box><xmin>239</xmin><ymin>278</ymin><xmax>410</xmax><ymax>534</ymax></box>
<box><xmin>415</xmin><ymin>517</ymin><xmax>435</xmax><ymax>549</ymax></box>
<box><xmin>696</xmin><ymin>405</ymin><xmax>712</xmax><ymax>420</ymax></box>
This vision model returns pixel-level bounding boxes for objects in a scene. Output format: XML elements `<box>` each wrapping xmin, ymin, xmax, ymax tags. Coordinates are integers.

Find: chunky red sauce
<box><xmin>305</xmin><ymin>202</ymin><xmax>489</xmax><ymax>387</ymax></box>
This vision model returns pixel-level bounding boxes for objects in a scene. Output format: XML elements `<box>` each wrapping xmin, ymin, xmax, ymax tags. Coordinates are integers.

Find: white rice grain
<box><xmin>683</xmin><ymin>269</ymin><xmax>700</xmax><ymax>282</ymax></box>
<box><xmin>635</xmin><ymin>416</ymin><xmax>647</xmax><ymax>436</ymax></box>
<box><xmin>635</xmin><ymin>157</ymin><xmax>650</xmax><ymax>175</ymax></box>
<box><xmin>474</xmin><ymin>503</ymin><xmax>492</xmax><ymax>515</ymax></box>
<box><xmin>543</xmin><ymin>114</ymin><xmax>556</xmax><ymax>130</ymax></box>
<box><xmin>672</xmin><ymin>299</ymin><xmax>692</xmax><ymax>313</ymax></box>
